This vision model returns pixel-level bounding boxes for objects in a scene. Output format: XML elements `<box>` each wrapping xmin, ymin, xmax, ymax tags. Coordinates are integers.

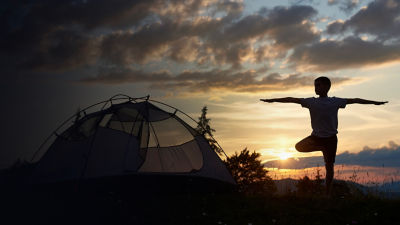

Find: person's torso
<box><xmin>308</xmin><ymin>97</ymin><xmax>341</xmax><ymax>137</ymax></box>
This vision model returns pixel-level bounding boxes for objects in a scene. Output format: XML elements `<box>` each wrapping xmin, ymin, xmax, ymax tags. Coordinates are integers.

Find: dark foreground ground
<box><xmin>2</xmin><ymin>186</ymin><xmax>400</xmax><ymax>225</ymax></box>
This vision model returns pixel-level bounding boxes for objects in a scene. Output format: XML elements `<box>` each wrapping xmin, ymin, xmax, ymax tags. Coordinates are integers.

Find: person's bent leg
<box><xmin>295</xmin><ymin>136</ymin><xmax>322</xmax><ymax>153</ymax></box>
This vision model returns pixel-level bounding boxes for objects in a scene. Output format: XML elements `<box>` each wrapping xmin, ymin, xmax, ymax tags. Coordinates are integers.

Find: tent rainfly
<box><xmin>30</xmin><ymin>95</ymin><xmax>235</xmax><ymax>191</ymax></box>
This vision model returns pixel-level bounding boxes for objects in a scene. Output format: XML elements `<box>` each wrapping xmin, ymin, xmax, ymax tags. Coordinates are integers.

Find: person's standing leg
<box><xmin>325</xmin><ymin>162</ymin><xmax>334</xmax><ymax>195</ymax></box>
<box><xmin>322</xmin><ymin>135</ymin><xmax>338</xmax><ymax>196</ymax></box>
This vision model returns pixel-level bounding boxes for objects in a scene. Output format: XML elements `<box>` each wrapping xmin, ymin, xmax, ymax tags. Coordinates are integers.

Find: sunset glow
<box><xmin>266</xmin><ymin>164</ymin><xmax>400</xmax><ymax>186</ymax></box>
<box><xmin>277</xmin><ymin>152</ymin><xmax>291</xmax><ymax>161</ymax></box>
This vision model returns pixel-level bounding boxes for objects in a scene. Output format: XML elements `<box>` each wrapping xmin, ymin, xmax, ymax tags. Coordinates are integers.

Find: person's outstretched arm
<box><xmin>346</xmin><ymin>98</ymin><xmax>388</xmax><ymax>105</ymax></box>
<box><xmin>260</xmin><ymin>97</ymin><xmax>302</xmax><ymax>104</ymax></box>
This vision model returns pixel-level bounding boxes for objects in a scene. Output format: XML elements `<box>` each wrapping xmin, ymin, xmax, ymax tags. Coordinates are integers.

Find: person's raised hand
<box><xmin>375</xmin><ymin>101</ymin><xmax>388</xmax><ymax>105</ymax></box>
<box><xmin>260</xmin><ymin>99</ymin><xmax>273</xmax><ymax>103</ymax></box>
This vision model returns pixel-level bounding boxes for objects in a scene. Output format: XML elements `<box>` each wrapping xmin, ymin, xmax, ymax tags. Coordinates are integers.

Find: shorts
<box><xmin>295</xmin><ymin>135</ymin><xmax>338</xmax><ymax>164</ymax></box>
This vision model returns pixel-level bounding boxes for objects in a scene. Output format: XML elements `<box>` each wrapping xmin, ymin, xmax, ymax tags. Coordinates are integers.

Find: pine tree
<box><xmin>196</xmin><ymin>106</ymin><xmax>223</xmax><ymax>155</ymax></box>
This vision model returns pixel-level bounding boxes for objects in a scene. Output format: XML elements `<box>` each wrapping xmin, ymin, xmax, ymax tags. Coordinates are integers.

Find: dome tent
<box><xmin>30</xmin><ymin>95</ymin><xmax>235</xmax><ymax>192</ymax></box>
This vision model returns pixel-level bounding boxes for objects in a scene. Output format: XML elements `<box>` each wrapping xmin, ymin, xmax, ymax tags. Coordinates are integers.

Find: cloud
<box><xmin>80</xmin><ymin>67</ymin><xmax>351</xmax><ymax>94</ymax></box>
<box><xmin>99</xmin><ymin>20</ymin><xmax>211</xmax><ymax>65</ymax></box>
<box><xmin>264</xmin><ymin>141</ymin><xmax>400</xmax><ymax>169</ymax></box>
<box><xmin>338</xmin><ymin>141</ymin><xmax>400</xmax><ymax>167</ymax></box>
<box><xmin>326</xmin><ymin>0</ymin><xmax>400</xmax><ymax>41</ymax></box>
<box><xmin>289</xmin><ymin>37</ymin><xmax>400</xmax><ymax>71</ymax></box>
<box><xmin>22</xmin><ymin>29</ymin><xmax>101</xmax><ymax>72</ymax></box>
<box><xmin>289</xmin><ymin>0</ymin><xmax>317</xmax><ymax>5</ymax></box>
<box><xmin>4</xmin><ymin>0</ymin><xmax>397</xmax><ymax>92</ymax></box>
<box><xmin>318</xmin><ymin>0</ymin><xmax>400</xmax><ymax>71</ymax></box>
<box><xmin>1</xmin><ymin>0</ymin><xmax>212</xmax><ymax>31</ymax></box>
<box><xmin>1</xmin><ymin>1</ymin><xmax>320</xmax><ymax>74</ymax></box>
<box><xmin>328</xmin><ymin>0</ymin><xmax>362</xmax><ymax>13</ymax></box>
<box><xmin>0</xmin><ymin>1</ymin><xmax>202</xmax><ymax>70</ymax></box>
<box><xmin>259</xmin><ymin>6</ymin><xmax>320</xmax><ymax>51</ymax></box>
<box><xmin>294</xmin><ymin>0</ymin><xmax>400</xmax><ymax>72</ymax></box>
<box><xmin>99</xmin><ymin>5</ymin><xmax>319</xmax><ymax>68</ymax></box>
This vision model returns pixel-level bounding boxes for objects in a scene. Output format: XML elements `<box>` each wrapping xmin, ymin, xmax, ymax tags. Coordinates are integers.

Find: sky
<box><xmin>1</xmin><ymin>0</ymin><xmax>400</xmax><ymax>170</ymax></box>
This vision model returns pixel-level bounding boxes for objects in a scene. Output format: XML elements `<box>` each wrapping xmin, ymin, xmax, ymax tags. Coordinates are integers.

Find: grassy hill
<box><xmin>2</xmin><ymin>180</ymin><xmax>400</xmax><ymax>225</ymax></box>
<box><xmin>1</xmin><ymin>161</ymin><xmax>399</xmax><ymax>225</ymax></box>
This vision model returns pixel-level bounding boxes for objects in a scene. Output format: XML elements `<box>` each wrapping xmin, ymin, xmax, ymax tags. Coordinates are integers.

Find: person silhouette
<box><xmin>260</xmin><ymin>76</ymin><xmax>388</xmax><ymax>195</ymax></box>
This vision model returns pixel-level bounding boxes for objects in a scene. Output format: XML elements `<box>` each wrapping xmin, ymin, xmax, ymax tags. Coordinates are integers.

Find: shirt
<box><xmin>300</xmin><ymin>97</ymin><xmax>347</xmax><ymax>138</ymax></box>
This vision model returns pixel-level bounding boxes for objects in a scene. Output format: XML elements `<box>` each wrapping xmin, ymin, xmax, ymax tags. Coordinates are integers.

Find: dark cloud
<box><xmin>1</xmin><ymin>0</ymin><xmax>208</xmax><ymax>31</ymax></box>
<box><xmin>289</xmin><ymin>37</ymin><xmax>400</xmax><ymax>71</ymax></box>
<box><xmin>268</xmin><ymin>20</ymin><xmax>319</xmax><ymax>51</ymax></box>
<box><xmin>300</xmin><ymin>0</ymin><xmax>400</xmax><ymax>71</ymax></box>
<box><xmin>263</xmin><ymin>6</ymin><xmax>319</xmax><ymax>50</ymax></box>
<box><xmin>289</xmin><ymin>0</ymin><xmax>317</xmax><ymax>5</ymax></box>
<box><xmin>326</xmin><ymin>20</ymin><xmax>346</xmax><ymax>34</ymax></box>
<box><xmin>98</xmin><ymin>4</ymin><xmax>319</xmax><ymax>68</ymax></box>
<box><xmin>0</xmin><ymin>0</ymin><xmax>222</xmax><ymax>71</ymax></box>
<box><xmin>0</xmin><ymin>0</ymin><xmax>155</xmax><ymax>71</ymax></box>
<box><xmin>199</xmin><ymin>5</ymin><xmax>319</xmax><ymax>67</ymax></box>
<box><xmin>22</xmin><ymin>29</ymin><xmax>101</xmax><ymax>72</ymax></box>
<box><xmin>1</xmin><ymin>0</ymin><xmax>320</xmax><ymax>75</ymax></box>
<box><xmin>9</xmin><ymin>0</ymin><xmax>398</xmax><ymax>89</ymax></box>
<box><xmin>80</xmin><ymin>67</ymin><xmax>351</xmax><ymax>93</ymax></box>
<box><xmin>328</xmin><ymin>0</ymin><xmax>362</xmax><ymax>13</ymax></box>
<box><xmin>264</xmin><ymin>141</ymin><xmax>400</xmax><ymax>169</ymax></box>
<box><xmin>338</xmin><ymin>141</ymin><xmax>400</xmax><ymax>167</ymax></box>
<box><xmin>0</xmin><ymin>0</ymin><xmax>346</xmax><ymax>93</ymax></box>
<box><xmin>327</xmin><ymin>0</ymin><xmax>400</xmax><ymax>41</ymax></box>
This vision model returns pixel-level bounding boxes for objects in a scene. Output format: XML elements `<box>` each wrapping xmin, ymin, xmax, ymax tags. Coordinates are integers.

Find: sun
<box><xmin>277</xmin><ymin>152</ymin><xmax>291</xmax><ymax>160</ymax></box>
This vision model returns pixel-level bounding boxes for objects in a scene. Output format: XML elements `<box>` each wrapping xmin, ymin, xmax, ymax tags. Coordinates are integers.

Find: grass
<box><xmin>1</xmin><ymin>161</ymin><xmax>399</xmax><ymax>225</ymax></box>
<box><xmin>190</xmin><ymin>193</ymin><xmax>399</xmax><ymax>225</ymax></box>
<box><xmin>2</xmin><ymin>184</ymin><xmax>400</xmax><ymax>225</ymax></box>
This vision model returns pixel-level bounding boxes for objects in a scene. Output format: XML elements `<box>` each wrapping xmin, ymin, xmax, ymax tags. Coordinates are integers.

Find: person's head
<box><xmin>314</xmin><ymin>76</ymin><xmax>331</xmax><ymax>97</ymax></box>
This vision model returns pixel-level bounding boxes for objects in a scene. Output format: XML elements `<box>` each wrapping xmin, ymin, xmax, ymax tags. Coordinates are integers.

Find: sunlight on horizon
<box><xmin>259</xmin><ymin>136</ymin><xmax>324</xmax><ymax>163</ymax></box>
<box><xmin>265</xmin><ymin>164</ymin><xmax>400</xmax><ymax>185</ymax></box>
<box><xmin>277</xmin><ymin>152</ymin><xmax>291</xmax><ymax>160</ymax></box>
<box><xmin>260</xmin><ymin>146</ymin><xmax>308</xmax><ymax>163</ymax></box>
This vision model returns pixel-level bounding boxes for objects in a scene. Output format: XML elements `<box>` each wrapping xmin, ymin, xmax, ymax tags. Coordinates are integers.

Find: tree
<box><xmin>224</xmin><ymin>148</ymin><xmax>276</xmax><ymax>195</ymax></box>
<box><xmin>196</xmin><ymin>106</ymin><xmax>223</xmax><ymax>155</ymax></box>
